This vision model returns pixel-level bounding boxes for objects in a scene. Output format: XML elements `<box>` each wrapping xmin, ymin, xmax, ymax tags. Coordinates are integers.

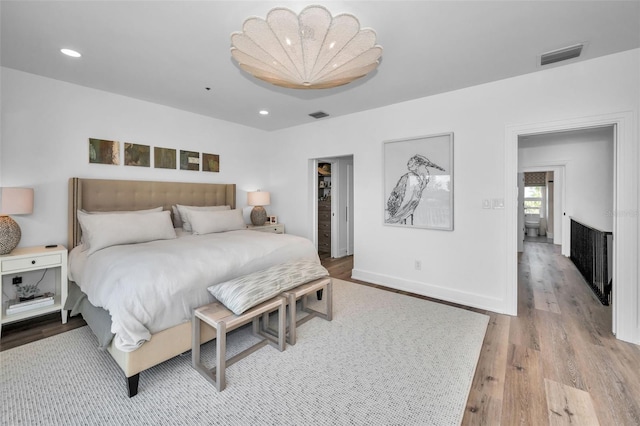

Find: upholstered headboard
<box><xmin>68</xmin><ymin>178</ymin><xmax>236</xmax><ymax>249</ymax></box>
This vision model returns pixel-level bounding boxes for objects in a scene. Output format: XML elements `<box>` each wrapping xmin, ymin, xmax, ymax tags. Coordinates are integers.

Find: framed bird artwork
<box><xmin>383</xmin><ymin>133</ymin><xmax>454</xmax><ymax>230</ymax></box>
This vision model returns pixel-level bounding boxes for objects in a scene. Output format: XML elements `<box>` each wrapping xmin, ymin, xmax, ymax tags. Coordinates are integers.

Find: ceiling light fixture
<box><xmin>259</xmin><ymin>110</ymin><xmax>269</xmax><ymax>115</ymax></box>
<box><xmin>60</xmin><ymin>48</ymin><xmax>82</xmax><ymax>58</ymax></box>
<box><xmin>230</xmin><ymin>5</ymin><xmax>382</xmax><ymax>89</ymax></box>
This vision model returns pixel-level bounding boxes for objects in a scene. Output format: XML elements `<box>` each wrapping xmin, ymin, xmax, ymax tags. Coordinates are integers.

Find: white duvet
<box><xmin>68</xmin><ymin>230</ymin><xmax>320</xmax><ymax>352</ymax></box>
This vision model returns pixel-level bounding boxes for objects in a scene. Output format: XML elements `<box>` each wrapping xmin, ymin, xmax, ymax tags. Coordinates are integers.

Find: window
<box><xmin>524</xmin><ymin>186</ymin><xmax>543</xmax><ymax>215</ymax></box>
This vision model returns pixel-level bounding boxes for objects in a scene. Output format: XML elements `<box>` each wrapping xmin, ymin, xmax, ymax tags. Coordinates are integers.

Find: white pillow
<box><xmin>79</xmin><ymin>207</ymin><xmax>163</xmax><ymax>249</ymax></box>
<box><xmin>77</xmin><ymin>210</ymin><xmax>176</xmax><ymax>255</ymax></box>
<box><xmin>176</xmin><ymin>204</ymin><xmax>231</xmax><ymax>232</ymax></box>
<box><xmin>188</xmin><ymin>209</ymin><xmax>246</xmax><ymax>235</ymax></box>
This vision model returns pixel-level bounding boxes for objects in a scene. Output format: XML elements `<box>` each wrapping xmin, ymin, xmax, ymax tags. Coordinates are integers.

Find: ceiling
<box><xmin>2</xmin><ymin>1</ymin><xmax>639</xmax><ymax>132</ymax></box>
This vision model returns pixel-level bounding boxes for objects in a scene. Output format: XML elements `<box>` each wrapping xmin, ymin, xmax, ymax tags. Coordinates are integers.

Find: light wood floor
<box><xmin>3</xmin><ymin>243</ymin><xmax>640</xmax><ymax>425</ymax></box>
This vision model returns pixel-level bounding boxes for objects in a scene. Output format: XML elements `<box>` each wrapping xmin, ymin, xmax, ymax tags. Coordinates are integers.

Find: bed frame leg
<box><xmin>316</xmin><ymin>289</ymin><xmax>323</xmax><ymax>300</ymax></box>
<box><xmin>127</xmin><ymin>374</ymin><xmax>140</xmax><ymax>398</ymax></box>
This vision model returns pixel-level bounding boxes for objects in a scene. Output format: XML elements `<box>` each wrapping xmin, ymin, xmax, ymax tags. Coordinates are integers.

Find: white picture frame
<box><xmin>383</xmin><ymin>133</ymin><xmax>454</xmax><ymax>230</ymax></box>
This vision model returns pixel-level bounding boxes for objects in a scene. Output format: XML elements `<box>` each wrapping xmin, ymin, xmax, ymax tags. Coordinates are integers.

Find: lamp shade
<box><xmin>247</xmin><ymin>191</ymin><xmax>271</xmax><ymax>207</ymax></box>
<box><xmin>0</xmin><ymin>187</ymin><xmax>34</xmax><ymax>215</ymax></box>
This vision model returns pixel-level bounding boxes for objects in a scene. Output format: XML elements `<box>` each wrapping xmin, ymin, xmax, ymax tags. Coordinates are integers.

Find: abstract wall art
<box><xmin>89</xmin><ymin>138</ymin><xmax>120</xmax><ymax>165</ymax></box>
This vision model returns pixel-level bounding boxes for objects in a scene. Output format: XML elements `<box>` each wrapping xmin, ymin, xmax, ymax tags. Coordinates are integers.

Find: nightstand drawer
<box><xmin>246</xmin><ymin>223</ymin><xmax>285</xmax><ymax>234</ymax></box>
<box><xmin>1</xmin><ymin>254</ymin><xmax>62</xmax><ymax>272</ymax></box>
<box><xmin>260</xmin><ymin>225</ymin><xmax>284</xmax><ymax>234</ymax></box>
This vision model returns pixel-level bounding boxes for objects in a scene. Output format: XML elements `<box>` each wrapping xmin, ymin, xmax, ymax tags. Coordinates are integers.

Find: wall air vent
<box><xmin>309</xmin><ymin>111</ymin><xmax>329</xmax><ymax>119</ymax></box>
<box><xmin>540</xmin><ymin>44</ymin><xmax>584</xmax><ymax>66</ymax></box>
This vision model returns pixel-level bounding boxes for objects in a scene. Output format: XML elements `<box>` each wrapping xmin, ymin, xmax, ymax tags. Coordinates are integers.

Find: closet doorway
<box><xmin>313</xmin><ymin>155</ymin><xmax>354</xmax><ymax>259</ymax></box>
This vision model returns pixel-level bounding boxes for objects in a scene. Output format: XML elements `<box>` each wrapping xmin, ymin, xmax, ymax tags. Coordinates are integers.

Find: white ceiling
<box><xmin>2</xmin><ymin>1</ymin><xmax>639</xmax><ymax>132</ymax></box>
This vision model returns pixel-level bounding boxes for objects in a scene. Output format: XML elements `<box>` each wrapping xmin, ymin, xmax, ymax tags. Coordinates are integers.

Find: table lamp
<box><xmin>247</xmin><ymin>190</ymin><xmax>270</xmax><ymax>226</ymax></box>
<box><xmin>0</xmin><ymin>187</ymin><xmax>34</xmax><ymax>254</ymax></box>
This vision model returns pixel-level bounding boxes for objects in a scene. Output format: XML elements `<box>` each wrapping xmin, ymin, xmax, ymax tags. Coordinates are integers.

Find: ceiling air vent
<box><xmin>540</xmin><ymin>44</ymin><xmax>584</xmax><ymax>66</ymax></box>
<box><xmin>309</xmin><ymin>111</ymin><xmax>329</xmax><ymax>119</ymax></box>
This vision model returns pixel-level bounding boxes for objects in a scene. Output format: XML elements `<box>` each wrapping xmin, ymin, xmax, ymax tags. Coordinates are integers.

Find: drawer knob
<box><xmin>31</xmin><ymin>260</ymin><xmax>36</xmax><ymax>265</ymax></box>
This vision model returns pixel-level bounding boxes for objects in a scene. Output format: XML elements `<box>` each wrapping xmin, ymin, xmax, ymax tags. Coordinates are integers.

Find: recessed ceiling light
<box><xmin>259</xmin><ymin>110</ymin><xmax>269</xmax><ymax>116</ymax></box>
<box><xmin>60</xmin><ymin>48</ymin><xmax>82</xmax><ymax>58</ymax></box>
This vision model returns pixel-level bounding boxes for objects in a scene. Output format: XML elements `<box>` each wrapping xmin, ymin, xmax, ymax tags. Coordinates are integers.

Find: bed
<box><xmin>66</xmin><ymin>178</ymin><xmax>320</xmax><ymax>397</ymax></box>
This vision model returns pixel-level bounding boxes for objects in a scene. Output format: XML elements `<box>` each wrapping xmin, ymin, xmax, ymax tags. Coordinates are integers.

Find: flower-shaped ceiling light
<box><xmin>230</xmin><ymin>5</ymin><xmax>383</xmax><ymax>89</ymax></box>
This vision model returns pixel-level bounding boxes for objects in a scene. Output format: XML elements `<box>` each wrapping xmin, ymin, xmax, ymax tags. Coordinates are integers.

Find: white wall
<box><xmin>0</xmin><ymin>68</ymin><xmax>271</xmax><ymax>248</ymax></box>
<box><xmin>269</xmin><ymin>49</ymin><xmax>639</xmax><ymax>318</ymax></box>
<box><xmin>519</xmin><ymin>127</ymin><xmax>614</xmax><ymax>232</ymax></box>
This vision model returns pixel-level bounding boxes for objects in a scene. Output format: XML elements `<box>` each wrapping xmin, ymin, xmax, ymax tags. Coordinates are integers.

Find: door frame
<box><xmin>505</xmin><ymin>112</ymin><xmax>638</xmax><ymax>344</ymax></box>
<box><xmin>311</xmin><ymin>155</ymin><xmax>355</xmax><ymax>259</ymax></box>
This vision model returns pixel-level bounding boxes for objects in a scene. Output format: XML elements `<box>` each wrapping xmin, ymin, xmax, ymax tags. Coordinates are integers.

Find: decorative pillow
<box><xmin>77</xmin><ymin>210</ymin><xmax>176</xmax><ymax>255</ymax></box>
<box><xmin>188</xmin><ymin>209</ymin><xmax>246</xmax><ymax>235</ymax></box>
<box><xmin>208</xmin><ymin>259</ymin><xmax>329</xmax><ymax>315</ymax></box>
<box><xmin>176</xmin><ymin>204</ymin><xmax>230</xmax><ymax>232</ymax></box>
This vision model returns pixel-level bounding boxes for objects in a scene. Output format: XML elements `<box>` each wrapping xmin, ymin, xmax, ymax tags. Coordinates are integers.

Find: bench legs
<box><xmin>285</xmin><ymin>278</ymin><xmax>333</xmax><ymax>345</ymax></box>
<box><xmin>192</xmin><ymin>278</ymin><xmax>332</xmax><ymax>391</ymax></box>
<box><xmin>192</xmin><ymin>299</ymin><xmax>285</xmax><ymax>392</ymax></box>
<box><xmin>192</xmin><ymin>313</ymin><xmax>227</xmax><ymax>391</ymax></box>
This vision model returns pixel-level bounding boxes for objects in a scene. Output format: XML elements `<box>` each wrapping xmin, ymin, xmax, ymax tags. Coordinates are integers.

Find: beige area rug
<box><xmin>1</xmin><ymin>279</ymin><xmax>488</xmax><ymax>425</ymax></box>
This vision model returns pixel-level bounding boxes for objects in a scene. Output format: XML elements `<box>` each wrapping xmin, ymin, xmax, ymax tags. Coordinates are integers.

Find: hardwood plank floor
<box><xmin>2</xmin><ymin>243</ymin><xmax>639</xmax><ymax>425</ymax></box>
<box><xmin>465</xmin><ymin>242</ymin><xmax>640</xmax><ymax>425</ymax></box>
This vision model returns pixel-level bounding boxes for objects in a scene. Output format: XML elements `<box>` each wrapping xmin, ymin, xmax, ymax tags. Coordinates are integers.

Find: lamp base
<box><xmin>250</xmin><ymin>206</ymin><xmax>267</xmax><ymax>226</ymax></box>
<box><xmin>0</xmin><ymin>216</ymin><xmax>22</xmax><ymax>255</ymax></box>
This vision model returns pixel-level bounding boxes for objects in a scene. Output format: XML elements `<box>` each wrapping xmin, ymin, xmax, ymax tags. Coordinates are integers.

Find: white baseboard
<box><xmin>351</xmin><ymin>268</ymin><xmax>508</xmax><ymax>314</ymax></box>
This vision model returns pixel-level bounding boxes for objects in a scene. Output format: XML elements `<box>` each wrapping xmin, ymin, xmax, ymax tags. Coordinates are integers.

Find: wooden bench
<box><xmin>192</xmin><ymin>295</ymin><xmax>286</xmax><ymax>391</ymax></box>
<box><xmin>282</xmin><ymin>277</ymin><xmax>333</xmax><ymax>345</ymax></box>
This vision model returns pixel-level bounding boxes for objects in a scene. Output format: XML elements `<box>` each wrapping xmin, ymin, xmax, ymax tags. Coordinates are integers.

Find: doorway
<box><xmin>518</xmin><ymin>166</ymin><xmax>566</xmax><ymax>251</ymax></box>
<box><xmin>521</xmin><ymin>170</ymin><xmax>554</xmax><ymax>244</ymax></box>
<box><xmin>312</xmin><ymin>155</ymin><xmax>354</xmax><ymax>259</ymax></box>
<box><xmin>506</xmin><ymin>112</ymin><xmax>638</xmax><ymax>345</ymax></box>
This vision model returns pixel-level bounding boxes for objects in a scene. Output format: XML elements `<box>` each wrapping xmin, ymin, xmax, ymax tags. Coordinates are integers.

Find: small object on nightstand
<box><xmin>45</xmin><ymin>244</ymin><xmax>57</xmax><ymax>248</ymax></box>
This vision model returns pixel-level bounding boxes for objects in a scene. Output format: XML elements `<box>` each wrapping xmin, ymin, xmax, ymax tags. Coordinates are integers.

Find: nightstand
<box><xmin>246</xmin><ymin>223</ymin><xmax>285</xmax><ymax>234</ymax></box>
<box><xmin>1</xmin><ymin>245</ymin><xmax>68</xmax><ymax>334</ymax></box>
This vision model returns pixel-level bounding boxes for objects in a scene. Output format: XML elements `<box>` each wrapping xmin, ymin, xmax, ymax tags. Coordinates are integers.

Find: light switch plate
<box><xmin>482</xmin><ymin>199</ymin><xmax>491</xmax><ymax>209</ymax></box>
<box><xmin>492</xmin><ymin>198</ymin><xmax>505</xmax><ymax>209</ymax></box>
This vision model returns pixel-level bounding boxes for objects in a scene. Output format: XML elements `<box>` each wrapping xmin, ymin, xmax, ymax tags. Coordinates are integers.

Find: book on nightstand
<box><xmin>6</xmin><ymin>292</ymin><xmax>55</xmax><ymax>315</ymax></box>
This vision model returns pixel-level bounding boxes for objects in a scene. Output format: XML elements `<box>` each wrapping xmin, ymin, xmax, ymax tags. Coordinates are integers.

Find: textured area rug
<box><xmin>1</xmin><ymin>279</ymin><xmax>488</xmax><ymax>425</ymax></box>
